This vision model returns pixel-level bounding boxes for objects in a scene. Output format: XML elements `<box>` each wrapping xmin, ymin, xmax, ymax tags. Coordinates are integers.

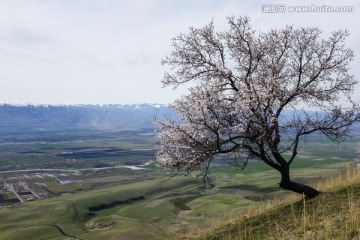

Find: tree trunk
<box><xmin>279</xmin><ymin>166</ymin><xmax>320</xmax><ymax>198</ymax></box>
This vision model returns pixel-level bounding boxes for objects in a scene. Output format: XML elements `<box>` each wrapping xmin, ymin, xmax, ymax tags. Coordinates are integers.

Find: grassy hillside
<box><xmin>0</xmin><ymin>160</ymin><xmax>356</xmax><ymax>240</ymax></box>
<box><xmin>0</xmin><ymin>177</ymin><xmax>201</xmax><ymax>240</ymax></box>
<box><xmin>196</xmin><ymin>166</ymin><xmax>360</xmax><ymax>240</ymax></box>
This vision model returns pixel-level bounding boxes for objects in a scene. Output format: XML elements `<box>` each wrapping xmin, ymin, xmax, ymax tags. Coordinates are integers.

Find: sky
<box><xmin>0</xmin><ymin>0</ymin><xmax>359</xmax><ymax>105</ymax></box>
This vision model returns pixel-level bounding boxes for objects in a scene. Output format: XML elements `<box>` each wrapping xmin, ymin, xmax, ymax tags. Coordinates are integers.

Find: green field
<box><xmin>0</xmin><ymin>159</ymin><xmax>355</xmax><ymax>240</ymax></box>
<box><xmin>0</xmin><ymin>128</ymin><xmax>359</xmax><ymax>239</ymax></box>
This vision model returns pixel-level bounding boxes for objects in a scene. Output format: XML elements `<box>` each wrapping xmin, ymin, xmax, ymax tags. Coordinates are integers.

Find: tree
<box><xmin>156</xmin><ymin>16</ymin><xmax>359</xmax><ymax>198</ymax></box>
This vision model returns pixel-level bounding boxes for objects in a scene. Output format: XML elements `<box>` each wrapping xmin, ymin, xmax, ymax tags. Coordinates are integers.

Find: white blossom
<box><xmin>156</xmin><ymin>16</ymin><xmax>359</xmax><ymax>197</ymax></box>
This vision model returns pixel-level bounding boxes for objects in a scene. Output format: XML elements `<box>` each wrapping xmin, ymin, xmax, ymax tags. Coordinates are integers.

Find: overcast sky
<box><xmin>0</xmin><ymin>0</ymin><xmax>359</xmax><ymax>105</ymax></box>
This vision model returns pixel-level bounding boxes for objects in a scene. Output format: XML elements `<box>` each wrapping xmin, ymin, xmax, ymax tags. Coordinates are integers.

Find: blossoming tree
<box><xmin>156</xmin><ymin>16</ymin><xmax>359</xmax><ymax>198</ymax></box>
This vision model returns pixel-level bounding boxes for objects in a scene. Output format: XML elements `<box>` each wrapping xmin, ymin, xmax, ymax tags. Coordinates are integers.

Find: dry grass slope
<box><xmin>192</xmin><ymin>166</ymin><xmax>360</xmax><ymax>240</ymax></box>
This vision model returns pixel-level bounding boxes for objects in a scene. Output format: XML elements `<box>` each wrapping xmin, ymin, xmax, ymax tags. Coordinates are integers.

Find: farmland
<box><xmin>0</xmin><ymin>127</ymin><xmax>359</xmax><ymax>239</ymax></box>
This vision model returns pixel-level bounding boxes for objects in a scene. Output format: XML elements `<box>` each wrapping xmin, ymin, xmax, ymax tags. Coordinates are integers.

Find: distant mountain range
<box><xmin>2</xmin><ymin>104</ymin><xmax>356</xmax><ymax>132</ymax></box>
<box><xmin>0</xmin><ymin>104</ymin><xmax>176</xmax><ymax>130</ymax></box>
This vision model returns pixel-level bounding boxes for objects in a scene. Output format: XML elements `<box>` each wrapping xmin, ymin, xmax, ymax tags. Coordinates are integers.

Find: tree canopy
<box><xmin>156</xmin><ymin>16</ymin><xmax>359</xmax><ymax>198</ymax></box>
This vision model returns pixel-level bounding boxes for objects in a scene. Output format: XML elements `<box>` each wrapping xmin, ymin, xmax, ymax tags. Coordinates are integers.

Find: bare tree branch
<box><xmin>157</xmin><ymin>16</ymin><xmax>358</xmax><ymax>198</ymax></box>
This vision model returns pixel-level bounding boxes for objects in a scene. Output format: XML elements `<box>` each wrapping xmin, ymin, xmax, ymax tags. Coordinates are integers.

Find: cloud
<box><xmin>0</xmin><ymin>0</ymin><xmax>359</xmax><ymax>104</ymax></box>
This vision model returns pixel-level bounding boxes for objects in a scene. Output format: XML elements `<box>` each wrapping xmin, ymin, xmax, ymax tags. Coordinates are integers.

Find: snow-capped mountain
<box><xmin>0</xmin><ymin>104</ymin><xmax>175</xmax><ymax>130</ymax></box>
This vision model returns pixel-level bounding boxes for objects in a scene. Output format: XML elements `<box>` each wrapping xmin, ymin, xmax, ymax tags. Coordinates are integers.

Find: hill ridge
<box><xmin>197</xmin><ymin>170</ymin><xmax>360</xmax><ymax>240</ymax></box>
